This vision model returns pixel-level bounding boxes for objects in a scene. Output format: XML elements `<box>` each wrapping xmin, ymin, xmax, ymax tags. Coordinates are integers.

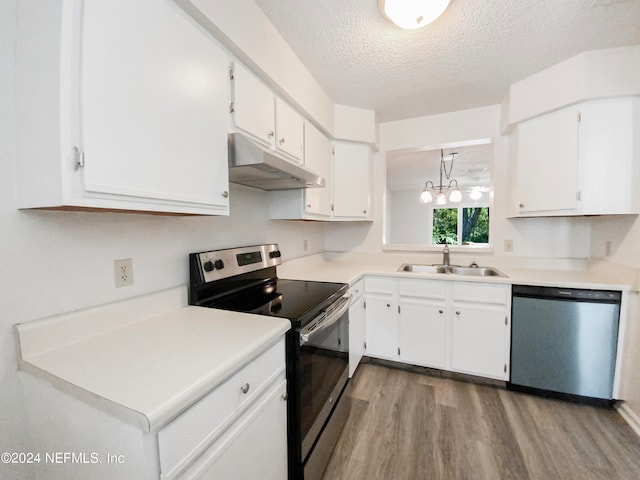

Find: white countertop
<box><xmin>16</xmin><ymin>286</ymin><xmax>290</xmax><ymax>432</ymax></box>
<box><xmin>278</xmin><ymin>254</ymin><xmax>637</xmax><ymax>291</ymax></box>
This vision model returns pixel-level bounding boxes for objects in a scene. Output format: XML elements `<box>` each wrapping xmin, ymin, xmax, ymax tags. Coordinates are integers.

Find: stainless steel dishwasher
<box><xmin>509</xmin><ymin>285</ymin><xmax>621</xmax><ymax>405</ymax></box>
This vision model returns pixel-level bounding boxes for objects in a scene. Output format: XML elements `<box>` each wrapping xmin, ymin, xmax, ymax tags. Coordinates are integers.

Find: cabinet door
<box><xmin>515</xmin><ymin>106</ymin><xmax>579</xmax><ymax>214</ymax></box>
<box><xmin>81</xmin><ymin>0</ymin><xmax>229</xmax><ymax>209</ymax></box>
<box><xmin>399</xmin><ymin>298</ymin><xmax>446</xmax><ymax>369</ymax></box>
<box><xmin>450</xmin><ymin>304</ymin><xmax>508</xmax><ymax>379</ymax></box>
<box><xmin>333</xmin><ymin>142</ymin><xmax>371</xmax><ymax>219</ymax></box>
<box><xmin>275</xmin><ymin>98</ymin><xmax>304</xmax><ymax>162</ymax></box>
<box><xmin>365</xmin><ymin>295</ymin><xmax>398</xmax><ymax>360</ymax></box>
<box><xmin>180</xmin><ymin>380</ymin><xmax>288</xmax><ymax>480</ymax></box>
<box><xmin>349</xmin><ymin>294</ymin><xmax>366</xmax><ymax>377</ymax></box>
<box><xmin>579</xmin><ymin>98</ymin><xmax>637</xmax><ymax>214</ymax></box>
<box><xmin>303</xmin><ymin>122</ymin><xmax>332</xmax><ymax>217</ymax></box>
<box><xmin>231</xmin><ymin>62</ymin><xmax>275</xmax><ymax>147</ymax></box>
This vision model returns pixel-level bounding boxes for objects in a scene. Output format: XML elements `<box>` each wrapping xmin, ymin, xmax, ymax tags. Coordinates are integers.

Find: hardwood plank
<box><xmin>322</xmin><ymin>362</ymin><xmax>640</xmax><ymax>480</ymax></box>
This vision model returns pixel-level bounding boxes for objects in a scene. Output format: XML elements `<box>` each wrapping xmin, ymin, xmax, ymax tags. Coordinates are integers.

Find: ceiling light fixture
<box><xmin>420</xmin><ymin>149</ymin><xmax>461</xmax><ymax>204</ymax></box>
<box><xmin>378</xmin><ymin>0</ymin><xmax>451</xmax><ymax>30</ymax></box>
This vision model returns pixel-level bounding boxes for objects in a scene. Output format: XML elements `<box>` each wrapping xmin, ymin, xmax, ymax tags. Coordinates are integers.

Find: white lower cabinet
<box><xmin>348</xmin><ymin>279</ymin><xmax>366</xmax><ymax>377</ymax></box>
<box><xmin>365</xmin><ymin>295</ymin><xmax>398</xmax><ymax>360</ymax></box>
<box><xmin>358</xmin><ymin>276</ymin><xmax>511</xmax><ymax>381</ymax></box>
<box><xmin>177</xmin><ymin>379</ymin><xmax>288</xmax><ymax>480</ymax></box>
<box><xmin>399</xmin><ymin>297</ymin><xmax>447</xmax><ymax>369</ymax></box>
<box><xmin>450</xmin><ymin>304</ymin><xmax>509</xmax><ymax>379</ymax></box>
<box><xmin>158</xmin><ymin>339</ymin><xmax>287</xmax><ymax>480</ymax></box>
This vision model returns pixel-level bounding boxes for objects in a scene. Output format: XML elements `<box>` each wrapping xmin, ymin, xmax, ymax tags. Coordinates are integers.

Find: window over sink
<box><xmin>384</xmin><ymin>140</ymin><xmax>493</xmax><ymax>250</ymax></box>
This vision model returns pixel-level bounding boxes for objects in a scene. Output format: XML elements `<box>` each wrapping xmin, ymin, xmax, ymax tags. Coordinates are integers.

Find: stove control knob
<box><xmin>269</xmin><ymin>250</ymin><xmax>281</xmax><ymax>259</ymax></box>
<box><xmin>203</xmin><ymin>261</ymin><xmax>214</xmax><ymax>272</ymax></box>
<box><xmin>214</xmin><ymin>259</ymin><xmax>225</xmax><ymax>270</ymax></box>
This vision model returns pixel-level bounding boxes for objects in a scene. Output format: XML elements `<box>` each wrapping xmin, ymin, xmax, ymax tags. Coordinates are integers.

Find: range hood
<box><xmin>228</xmin><ymin>133</ymin><xmax>325</xmax><ymax>190</ymax></box>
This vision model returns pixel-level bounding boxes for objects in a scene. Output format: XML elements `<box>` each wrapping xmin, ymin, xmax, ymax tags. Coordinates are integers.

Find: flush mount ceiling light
<box><xmin>420</xmin><ymin>149</ymin><xmax>461</xmax><ymax>205</ymax></box>
<box><xmin>378</xmin><ymin>0</ymin><xmax>451</xmax><ymax>30</ymax></box>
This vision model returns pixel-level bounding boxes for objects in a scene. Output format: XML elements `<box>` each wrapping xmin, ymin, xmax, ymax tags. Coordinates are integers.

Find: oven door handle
<box><xmin>300</xmin><ymin>293</ymin><xmax>352</xmax><ymax>345</ymax></box>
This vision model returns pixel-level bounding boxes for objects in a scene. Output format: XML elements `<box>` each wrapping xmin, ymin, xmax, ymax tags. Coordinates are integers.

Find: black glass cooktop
<box><xmin>202</xmin><ymin>278</ymin><xmax>347</xmax><ymax>325</ymax></box>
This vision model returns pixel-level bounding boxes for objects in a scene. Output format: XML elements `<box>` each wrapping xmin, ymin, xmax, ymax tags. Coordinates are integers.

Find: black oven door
<box><xmin>295</xmin><ymin>294</ymin><xmax>351</xmax><ymax>480</ymax></box>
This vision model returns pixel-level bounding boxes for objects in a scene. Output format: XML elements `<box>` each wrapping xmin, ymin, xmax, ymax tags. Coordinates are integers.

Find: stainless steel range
<box><xmin>189</xmin><ymin>244</ymin><xmax>351</xmax><ymax>480</ymax></box>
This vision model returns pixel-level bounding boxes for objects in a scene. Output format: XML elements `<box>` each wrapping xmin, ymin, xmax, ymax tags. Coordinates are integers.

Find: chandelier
<box><xmin>420</xmin><ymin>149</ymin><xmax>462</xmax><ymax>204</ymax></box>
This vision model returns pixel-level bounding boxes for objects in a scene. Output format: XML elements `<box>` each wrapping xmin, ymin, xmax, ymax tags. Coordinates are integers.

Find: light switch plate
<box><xmin>504</xmin><ymin>239</ymin><xmax>513</xmax><ymax>252</ymax></box>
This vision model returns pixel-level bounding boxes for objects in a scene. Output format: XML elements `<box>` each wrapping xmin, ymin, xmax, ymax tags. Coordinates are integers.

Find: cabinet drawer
<box><xmin>397</xmin><ymin>278</ymin><xmax>447</xmax><ymax>299</ymax></box>
<box><xmin>349</xmin><ymin>278</ymin><xmax>365</xmax><ymax>300</ymax></box>
<box><xmin>454</xmin><ymin>282</ymin><xmax>509</xmax><ymax>305</ymax></box>
<box><xmin>158</xmin><ymin>339</ymin><xmax>285</xmax><ymax>480</ymax></box>
<box><xmin>365</xmin><ymin>276</ymin><xmax>395</xmax><ymax>294</ymax></box>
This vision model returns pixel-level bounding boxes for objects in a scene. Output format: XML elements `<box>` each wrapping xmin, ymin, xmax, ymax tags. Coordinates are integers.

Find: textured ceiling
<box><xmin>254</xmin><ymin>0</ymin><xmax>640</xmax><ymax>122</ymax></box>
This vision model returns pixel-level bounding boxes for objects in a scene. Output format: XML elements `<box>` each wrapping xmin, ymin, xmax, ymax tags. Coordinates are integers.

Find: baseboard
<box><xmin>617</xmin><ymin>403</ymin><xmax>640</xmax><ymax>438</ymax></box>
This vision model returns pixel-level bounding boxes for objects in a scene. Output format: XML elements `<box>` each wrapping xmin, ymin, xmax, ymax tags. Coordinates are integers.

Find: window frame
<box><xmin>428</xmin><ymin>203</ymin><xmax>490</xmax><ymax>247</ymax></box>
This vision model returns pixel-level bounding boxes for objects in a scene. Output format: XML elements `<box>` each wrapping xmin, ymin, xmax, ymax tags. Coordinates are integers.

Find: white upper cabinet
<box><xmin>231</xmin><ymin>64</ymin><xmax>304</xmax><ymax>164</ymax></box>
<box><xmin>512</xmin><ymin>97</ymin><xmax>639</xmax><ymax>217</ymax></box>
<box><xmin>231</xmin><ymin>62</ymin><xmax>276</xmax><ymax>149</ymax></box>
<box><xmin>514</xmin><ymin>106</ymin><xmax>579</xmax><ymax>214</ymax></box>
<box><xmin>16</xmin><ymin>0</ymin><xmax>230</xmax><ymax>215</ymax></box>
<box><xmin>332</xmin><ymin>141</ymin><xmax>372</xmax><ymax>220</ymax></box>
<box><xmin>275</xmin><ymin>99</ymin><xmax>304</xmax><ymax>163</ymax></box>
<box><xmin>301</xmin><ymin>122</ymin><xmax>332</xmax><ymax>216</ymax></box>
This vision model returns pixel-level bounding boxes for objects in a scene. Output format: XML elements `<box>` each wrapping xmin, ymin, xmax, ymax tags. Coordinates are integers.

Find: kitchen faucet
<box><xmin>442</xmin><ymin>245</ymin><xmax>450</xmax><ymax>266</ymax></box>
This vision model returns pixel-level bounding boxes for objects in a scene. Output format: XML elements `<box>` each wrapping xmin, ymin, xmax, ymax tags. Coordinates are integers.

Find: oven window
<box><xmin>299</xmin><ymin>312</ymin><xmax>349</xmax><ymax>447</ymax></box>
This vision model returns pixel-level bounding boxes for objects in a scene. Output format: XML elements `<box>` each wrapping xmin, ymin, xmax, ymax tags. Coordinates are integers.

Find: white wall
<box><xmin>386</xmin><ymin>190</ymin><xmax>430</xmax><ymax>244</ymax></box>
<box><xmin>326</xmin><ymin>105</ymin><xmax>592</xmax><ymax>260</ymax></box>
<box><xmin>0</xmin><ymin>3</ymin><xmax>325</xmax><ymax>476</ymax></box>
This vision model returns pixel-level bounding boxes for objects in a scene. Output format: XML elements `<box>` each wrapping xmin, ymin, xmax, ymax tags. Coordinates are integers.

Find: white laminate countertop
<box><xmin>277</xmin><ymin>254</ymin><xmax>638</xmax><ymax>292</ymax></box>
<box><xmin>16</xmin><ymin>286</ymin><xmax>290</xmax><ymax>432</ymax></box>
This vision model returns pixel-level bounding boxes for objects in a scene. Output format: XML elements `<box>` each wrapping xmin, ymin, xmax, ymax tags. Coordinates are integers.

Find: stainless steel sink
<box><xmin>398</xmin><ymin>264</ymin><xmax>450</xmax><ymax>274</ymax></box>
<box><xmin>398</xmin><ymin>263</ymin><xmax>507</xmax><ymax>278</ymax></box>
<box><xmin>449</xmin><ymin>266</ymin><xmax>507</xmax><ymax>277</ymax></box>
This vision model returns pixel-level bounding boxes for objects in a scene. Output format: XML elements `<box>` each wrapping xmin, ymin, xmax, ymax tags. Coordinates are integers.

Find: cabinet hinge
<box><xmin>505</xmin><ymin>316</ymin><xmax>508</xmax><ymax>326</ymax></box>
<box><xmin>397</xmin><ymin>347</ymin><xmax>401</xmax><ymax>356</ymax></box>
<box><xmin>331</xmin><ymin>204</ymin><xmax>335</xmax><ymax>212</ymax></box>
<box><xmin>576</xmin><ymin>191</ymin><xmax>581</xmax><ymax>201</ymax></box>
<box><xmin>332</xmin><ymin>146</ymin><xmax>335</xmax><ymax>155</ymax></box>
<box><xmin>504</xmin><ymin>364</ymin><xmax>508</xmax><ymax>373</ymax></box>
<box><xmin>229</xmin><ymin>65</ymin><xmax>234</xmax><ymax>80</ymax></box>
<box><xmin>229</xmin><ymin>101</ymin><xmax>235</xmax><ymax>114</ymax></box>
<box><xmin>577</xmin><ymin>112</ymin><xmax>582</xmax><ymax>123</ymax></box>
<box><xmin>398</xmin><ymin>305</ymin><xmax>401</xmax><ymax>314</ymax></box>
<box><xmin>73</xmin><ymin>146</ymin><xmax>85</xmax><ymax>170</ymax></box>
<box><xmin>364</xmin><ymin>341</ymin><xmax>367</xmax><ymax>350</ymax></box>
<box><xmin>338</xmin><ymin>337</ymin><xmax>341</xmax><ymax>347</ymax></box>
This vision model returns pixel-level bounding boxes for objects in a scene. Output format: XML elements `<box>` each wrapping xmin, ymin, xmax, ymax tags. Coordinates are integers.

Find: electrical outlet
<box><xmin>114</xmin><ymin>258</ymin><xmax>134</xmax><ymax>288</ymax></box>
<box><xmin>504</xmin><ymin>239</ymin><xmax>513</xmax><ymax>253</ymax></box>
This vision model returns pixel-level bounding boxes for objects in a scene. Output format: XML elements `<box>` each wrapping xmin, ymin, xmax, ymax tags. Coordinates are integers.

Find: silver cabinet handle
<box><xmin>241</xmin><ymin>383</ymin><xmax>250</xmax><ymax>394</ymax></box>
<box><xmin>222</xmin><ymin>191</ymin><xmax>229</xmax><ymax>198</ymax></box>
<box><xmin>438</xmin><ymin>309</ymin><xmax>444</xmax><ymax>314</ymax></box>
<box><xmin>279</xmin><ymin>137</ymin><xmax>285</xmax><ymax>145</ymax></box>
<box><xmin>267</xmin><ymin>131</ymin><xmax>274</xmax><ymax>138</ymax></box>
<box><xmin>455</xmin><ymin>311</ymin><xmax>461</xmax><ymax>316</ymax></box>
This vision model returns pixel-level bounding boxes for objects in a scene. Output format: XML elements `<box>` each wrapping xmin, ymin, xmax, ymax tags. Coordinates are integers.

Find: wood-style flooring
<box><xmin>322</xmin><ymin>361</ymin><xmax>640</xmax><ymax>480</ymax></box>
